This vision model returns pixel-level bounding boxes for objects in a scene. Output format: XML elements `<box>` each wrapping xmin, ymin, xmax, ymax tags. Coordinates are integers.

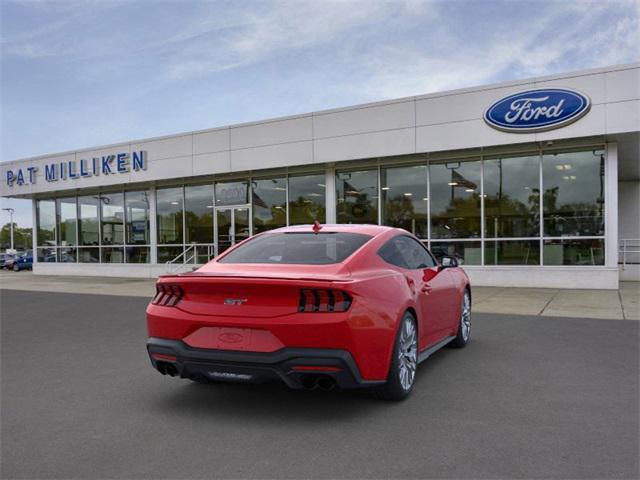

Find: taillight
<box><xmin>152</xmin><ymin>283</ymin><xmax>184</xmax><ymax>307</ymax></box>
<box><xmin>298</xmin><ymin>289</ymin><xmax>352</xmax><ymax>312</ymax></box>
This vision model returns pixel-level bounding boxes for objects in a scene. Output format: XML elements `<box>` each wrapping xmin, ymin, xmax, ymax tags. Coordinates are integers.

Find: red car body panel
<box><xmin>146</xmin><ymin>225</ymin><xmax>470</xmax><ymax>385</ymax></box>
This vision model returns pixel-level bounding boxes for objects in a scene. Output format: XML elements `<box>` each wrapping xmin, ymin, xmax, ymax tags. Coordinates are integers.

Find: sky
<box><xmin>1</xmin><ymin>0</ymin><xmax>639</xmax><ymax>228</ymax></box>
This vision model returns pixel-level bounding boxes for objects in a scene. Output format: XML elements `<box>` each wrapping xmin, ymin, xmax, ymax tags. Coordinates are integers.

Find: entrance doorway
<box><xmin>215</xmin><ymin>206</ymin><xmax>250</xmax><ymax>256</ymax></box>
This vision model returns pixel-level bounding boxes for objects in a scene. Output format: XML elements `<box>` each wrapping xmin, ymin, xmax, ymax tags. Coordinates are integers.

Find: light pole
<box><xmin>2</xmin><ymin>207</ymin><xmax>15</xmax><ymax>251</ymax></box>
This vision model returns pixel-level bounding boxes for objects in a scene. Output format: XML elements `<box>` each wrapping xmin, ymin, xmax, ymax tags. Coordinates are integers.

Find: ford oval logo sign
<box><xmin>484</xmin><ymin>88</ymin><xmax>591</xmax><ymax>133</ymax></box>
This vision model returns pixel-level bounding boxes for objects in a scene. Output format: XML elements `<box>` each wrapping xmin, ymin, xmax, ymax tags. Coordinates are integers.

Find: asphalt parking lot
<box><xmin>1</xmin><ymin>289</ymin><xmax>638</xmax><ymax>479</ymax></box>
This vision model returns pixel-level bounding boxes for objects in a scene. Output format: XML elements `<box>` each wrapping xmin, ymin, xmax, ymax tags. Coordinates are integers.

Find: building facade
<box><xmin>2</xmin><ymin>63</ymin><xmax>639</xmax><ymax>289</ymax></box>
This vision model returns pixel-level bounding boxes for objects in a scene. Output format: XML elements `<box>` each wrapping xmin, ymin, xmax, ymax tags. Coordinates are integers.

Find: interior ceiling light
<box><xmin>448</xmin><ymin>182</ymin><xmax>458</xmax><ymax>186</ymax></box>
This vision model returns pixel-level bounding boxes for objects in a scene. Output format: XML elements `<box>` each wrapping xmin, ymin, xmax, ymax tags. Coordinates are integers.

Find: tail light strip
<box><xmin>152</xmin><ymin>284</ymin><xmax>184</xmax><ymax>307</ymax></box>
<box><xmin>298</xmin><ymin>289</ymin><xmax>352</xmax><ymax>313</ymax></box>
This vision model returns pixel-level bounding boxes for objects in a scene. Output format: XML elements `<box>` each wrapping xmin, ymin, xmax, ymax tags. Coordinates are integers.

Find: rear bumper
<box><xmin>147</xmin><ymin>337</ymin><xmax>385</xmax><ymax>389</ymax></box>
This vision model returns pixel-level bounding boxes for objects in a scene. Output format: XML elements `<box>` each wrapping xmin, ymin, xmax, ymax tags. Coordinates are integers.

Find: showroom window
<box><xmin>156</xmin><ymin>187</ymin><xmax>184</xmax><ymax>263</ymax></box>
<box><xmin>336</xmin><ymin>169</ymin><xmax>378</xmax><ymax>224</ymax></box>
<box><xmin>56</xmin><ymin>197</ymin><xmax>77</xmax><ymax>263</ymax></box>
<box><xmin>77</xmin><ymin>195</ymin><xmax>100</xmax><ymax>263</ymax></box>
<box><xmin>541</xmin><ymin>149</ymin><xmax>605</xmax><ymax>266</ymax></box>
<box><xmin>484</xmin><ymin>240</ymin><xmax>541</xmax><ymax>265</ymax></box>
<box><xmin>381</xmin><ymin>165</ymin><xmax>429</xmax><ymax>238</ymax></box>
<box><xmin>125</xmin><ymin>190</ymin><xmax>151</xmax><ymax>263</ymax></box>
<box><xmin>215</xmin><ymin>180</ymin><xmax>249</xmax><ymax>206</ymax></box>
<box><xmin>430</xmin><ymin>159</ymin><xmax>481</xmax><ymax>239</ymax></box>
<box><xmin>100</xmin><ymin>192</ymin><xmax>124</xmax><ymax>263</ymax></box>
<box><xmin>484</xmin><ymin>155</ymin><xmax>540</xmax><ymax>238</ymax></box>
<box><xmin>252</xmin><ymin>177</ymin><xmax>286</xmax><ymax>234</ymax></box>
<box><xmin>36</xmin><ymin>199</ymin><xmax>57</xmax><ymax>262</ymax></box>
<box><xmin>288</xmin><ymin>173</ymin><xmax>326</xmax><ymax>225</ymax></box>
<box><xmin>185</xmin><ymin>184</ymin><xmax>214</xmax><ymax>263</ymax></box>
<box><xmin>542</xmin><ymin>150</ymin><xmax>605</xmax><ymax>237</ymax></box>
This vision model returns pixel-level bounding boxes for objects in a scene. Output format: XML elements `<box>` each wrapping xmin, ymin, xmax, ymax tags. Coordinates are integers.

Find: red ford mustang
<box><xmin>146</xmin><ymin>224</ymin><xmax>471</xmax><ymax>400</ymax></box>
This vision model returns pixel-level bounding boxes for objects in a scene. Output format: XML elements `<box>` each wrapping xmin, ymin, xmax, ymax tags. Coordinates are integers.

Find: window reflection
<box><xmin>336</xmin><ymin>170</ymin><xmax>378</xmax><ymax>224</ymax></box>
<box><xmin>125</xmin><ymin>191</ymin><xmax>150</xmax><ymax>245</ymax></box>
<box><xmin>185</xmin><ymin>184</ymin><xmax>214</xmax><ymax>243</ymax></box>
<box><xmin>430</xmin><ymin>241</ymin><xmax>481</xmax><ymax>265</ymax></box>
<box><xmin>430</xmin><ymin>160</ymin><xmax>481</xmax><ymax>238</ymax></box>
<box><xmin>215</xmin><ymin>181</ymin><xmax>248</xmax><ymax>206</ymax></box>
<box><xmin>126</xmin><ymin>246</ymin><xmax>150</xmax><ymax>263</ymax></box>
<box><xmin>78</xmin><ymin>196</ymin><xmax>100</xmax><ymax>246</ymax></box>
<box><xmin>156</xmin><ymin>187</ymin><xmax>183</xmax><ymax>244</ymax></box>
<box><xmin>56</xmin><ymin>198</ymin><xmax>77</xmax><ymax>246</ymax></box>
<box><xmin>381</xmin><ymin>165</ymin><xmax>428</xmax><ymax>238</ymax></box>
<box><xmin>543</xmin><ymin>150</ymin><xmax>605</xmax><ymax>237</ymax></box>
<box><xmin>36</xmin><ymin>200</ymin><xmax>56</xmax><ymax>246</ymax></box>
<box><xmin>78</xmin><ymin>247</ymin><xmax>99</xmax><ymax>263</ymax></box>
<box><xmin>485</xmin><ymin>240</ymin><xmax>540</xmax><ymax>265</ymax></box>
<box><xmin>543</xmin><ymin>238</ymin><xmax>604</xmax><ymax>265</ymax></box>
<box><xmin>288</xmin><ymin>174</ymin><xmax>326</xmax><ymax>225</ymax></box>
<box><xmin>484</xmin><ymin>155</ymin><xmax>540</xmax><ymax>238</ymax></box>
<box><xmin>100</xmin><ymin>193</ymin><xmax>124</xmax><ymax>245</ymax></box>
<box><xmin>252</xmin><ymin>177</ymin><xmax>286</xmax><ymax>234</ymax></box>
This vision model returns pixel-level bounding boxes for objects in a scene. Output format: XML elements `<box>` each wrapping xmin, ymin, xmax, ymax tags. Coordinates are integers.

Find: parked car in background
<box><xmin>2</xmin><ymin>253</ymin><xmax>17</xmax><ymax>270</ymax></box>
<box><xmin>12</xmin><ymin>252</ymin><xmax>33</xmax><ymax>271</ymax></box>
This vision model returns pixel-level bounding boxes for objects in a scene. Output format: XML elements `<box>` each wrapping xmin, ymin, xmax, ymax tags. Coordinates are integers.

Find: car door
<box><xmin>396</xmin><ymin>236</ymin><xmax>457</xmax><ymax>344</ymax></box>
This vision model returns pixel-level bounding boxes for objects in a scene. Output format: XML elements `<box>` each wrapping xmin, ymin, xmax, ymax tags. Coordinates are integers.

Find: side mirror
<box><xmin>440</xmin><ymin>256</ymin><xmax>459</xmax><ymax>269</ymax></box>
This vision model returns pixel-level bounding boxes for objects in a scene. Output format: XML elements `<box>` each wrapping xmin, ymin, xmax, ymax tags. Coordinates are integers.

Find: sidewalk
<box><xmin>1</xmin><ymin>271</ymin><xmax>638</xmax><ymax>320</ymax></box>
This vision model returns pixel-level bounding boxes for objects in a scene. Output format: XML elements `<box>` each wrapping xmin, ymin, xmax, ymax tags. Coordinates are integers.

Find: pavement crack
<box><xmin>538</xmin><ymin>289</ymin><xmax>561</xmax><ymax>316</ymax></box>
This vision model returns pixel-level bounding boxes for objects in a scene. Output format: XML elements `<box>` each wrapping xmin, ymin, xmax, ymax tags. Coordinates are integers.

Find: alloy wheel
<box><xmin>461</xmin><ymin>291</ymin><xmax>471</xmax><ymax>341</ymax></box>
<box><xmin>398</xmin><ymin>317</ymin><xmax>418</xmax><ymax>391</ymax></box>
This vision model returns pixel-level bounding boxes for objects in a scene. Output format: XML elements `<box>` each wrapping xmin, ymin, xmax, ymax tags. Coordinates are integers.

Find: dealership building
<box><xmin>1</xmin><ymin>63</ymin><xmax>638</xmax><ymax>289</ymax></box>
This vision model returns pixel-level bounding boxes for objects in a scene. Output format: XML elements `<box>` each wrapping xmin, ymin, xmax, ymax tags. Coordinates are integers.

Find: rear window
<box><xmin>218</xmin><ymin>232</ymin><xmax>372</xmax><ymax>265</ymax></box>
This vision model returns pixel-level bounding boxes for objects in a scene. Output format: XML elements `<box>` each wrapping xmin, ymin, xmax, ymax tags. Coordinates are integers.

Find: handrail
<box><xmin>166</xmin><ymin>244</ymin><xmax>197</xmax><ymax>265</ymax></box>
<box><xmin>165</xmin><ymin>244</ymin><xmax>217</xmax><ymax>274</ymax></box>
<box><xmin>619</xmin><ymin>238</ymin><xmax>640</xmax><ymax>269</ymax></box>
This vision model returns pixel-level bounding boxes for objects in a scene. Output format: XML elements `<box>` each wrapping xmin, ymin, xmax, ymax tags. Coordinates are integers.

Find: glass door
<box><xmin>215</xmin><ymin>206</ymin><xmax>251</xmax><ymax>256</ymax></box>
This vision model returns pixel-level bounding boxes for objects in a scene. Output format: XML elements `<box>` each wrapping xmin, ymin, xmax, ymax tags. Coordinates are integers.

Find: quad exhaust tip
<box><xmin>156</xmin><ymin>361</ymin><xmax>178</xmax><ymax>377</ymax></box>
<box><xmin>300</xmin><ymin>375</ymin><xmax>336</xmax><ymax>391</ymax></box>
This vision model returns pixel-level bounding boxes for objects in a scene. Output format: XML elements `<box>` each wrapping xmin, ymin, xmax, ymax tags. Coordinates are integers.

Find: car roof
<box><xmin>269</xmin><ymin>224</ymin><xmax>397</xmax><ymax>236</ymax></box>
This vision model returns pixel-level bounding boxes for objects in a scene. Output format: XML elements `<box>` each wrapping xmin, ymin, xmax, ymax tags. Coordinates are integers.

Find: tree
<box><xmin>0</xmin><ymin>223</ymin><xmax>32</xmax><ymax>251</ymax></box>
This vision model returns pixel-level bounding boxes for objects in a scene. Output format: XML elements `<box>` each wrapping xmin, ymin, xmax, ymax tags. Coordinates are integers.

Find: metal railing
<box><xmin>166</xmin><ymin>243</ymin><xmax>216</xmax><ymax>273</ymax></box>
<box><xmin>619</xmin><ymin>239</ymin><xmax>640</xmax><ymax>269</ymax></box>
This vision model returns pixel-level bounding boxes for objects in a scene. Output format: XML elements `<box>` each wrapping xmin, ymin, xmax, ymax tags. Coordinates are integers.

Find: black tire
<box><xmin>13</xmin><ymin>264</ymin><xmax>19</xmax><ymax>272</ymax></box>
<box><xmin>374</xmin><ymin>312</ymin><xmax>418</xmax><ymax>401</ymax></box>
<box><xmin>449</xmin><ymin>288</ymin><xmax>471</xmax><ymax>348</ymax></box>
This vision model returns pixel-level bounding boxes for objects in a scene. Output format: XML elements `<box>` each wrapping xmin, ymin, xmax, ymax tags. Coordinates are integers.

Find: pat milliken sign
<box><xmin>484</xmin><ymin>88</ymin><xmax>591</xmax><ymax>133</ymax></box>
<box><xmin>5</xmin><ymin>151</ymin><xmax>147</xmax><ymax>187</ymax></box>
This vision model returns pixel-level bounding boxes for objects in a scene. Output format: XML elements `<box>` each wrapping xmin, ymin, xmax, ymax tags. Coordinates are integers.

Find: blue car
<box><xmin>13</xmin><ymin>252</ymin><xmax>33</xmax><ymax>271</ymax></box>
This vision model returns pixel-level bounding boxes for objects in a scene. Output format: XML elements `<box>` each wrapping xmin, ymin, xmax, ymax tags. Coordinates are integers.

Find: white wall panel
<box><xmin>314</xmin><ymin>101</ymin><xmax>414</xmax><ymax>139</ymax></box>
<box><xmin>193</xmin><ymin>151</ymin><xmax>231</xmax><ymax>176</ymax></box>
<box><xmin>606</xmin><ymin>68</ymin><xmax>640</xmax><ymax>103</ymax></box>
<box><xmin>416</xmin><ymin>119</ymin><xmax>535</xmax><ymax>152</ymax></box>
<box><xmin>131</xmin><ymin>134</ymin><xmax>192</xmax><ymax>161</ymax></box>
<box><xmin>314</xmin><ymin>128</ymin><xmax>415</xmax><ymax>163</ymax></box>
<box><xmin>132</xmin><ymin>156</ymin><xmax>193</xmax><ymax>182</ymax></box>
<box><xmin>230</xmin><ymin>141</ymin><xmax>312</xmax><ymax>171</ymax></box>
<box><xmin>193</xmin><ymin>128</ymin><xmax>230</xmax><ymax>155</ymax></box>
<box><xmin>606</xmin><ymin>100</ymin><xmax>640</xmax><ymax>134</ymax></box>
<box><xmin>230</xmin><ymin>116</ymin><xmax>312</xmax><ymax>150</ymax></box>
<box><xmin>416</xmin><ymin>85</ymin><xmax>532</xmax><ymax>126</ymax></box>
<box><xmin>534</xmin><ymin>72</ymin><xmax>606</xmax><ymax>105</ymax></box>
<box><xmin>535</xmin><ymin>104</ymin><xmax>606</xmax><ymax>142</ymax></box>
